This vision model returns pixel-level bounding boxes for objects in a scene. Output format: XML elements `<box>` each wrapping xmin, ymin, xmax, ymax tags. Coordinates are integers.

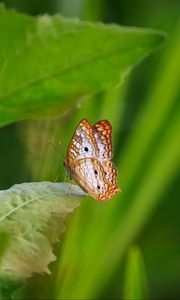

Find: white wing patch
<box><xmin>67</xmin><ymin>119</ymin><xmax>98</xmax><ymax>164</ymax></box>
<box><xmin>72</xmin><ymin>158</ymin><xmax>108</xmax><ymax>198</ymax></box>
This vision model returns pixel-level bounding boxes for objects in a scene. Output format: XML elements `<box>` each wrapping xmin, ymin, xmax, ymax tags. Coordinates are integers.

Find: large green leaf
<box><xmin>0</xmin><ymin>6</ymin><xmax>166</xmax><ymax>127</ymax></box>
<box><xmin>0</xmin><ymin>182</ymin><xmax>84</xmax><ymax>281</ymax></box>
<box><xmin>0</xmin><ymin>232</ymin><xmax>9</xmax><ymax>264</ymax></box>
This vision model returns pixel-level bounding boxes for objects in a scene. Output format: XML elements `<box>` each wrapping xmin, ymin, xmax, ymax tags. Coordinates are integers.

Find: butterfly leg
<box><xmin>54</xmin><ymin>172</ymin><xmax>61</xmax><ymax>182</ymax></box>
<box><xmin>66</xmin><ymin>182</ymin><xmax>72</xmax><ymax>198</ymax></box>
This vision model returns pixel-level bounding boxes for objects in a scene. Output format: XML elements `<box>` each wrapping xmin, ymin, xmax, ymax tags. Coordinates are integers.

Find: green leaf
<box><xmin>0</xmin><ymin>232</ymin><xmax>9</xmax><ymax>261</ymax></box>
<box><xmin>0</xmin><ymin>6</ymin><xmax>166</xmax><ymax>127</ymax></box>
<box><xmin>0</xmin><ymin>182</ymin><xmax>84</xmax><ymax>280</ymax></box>
<box><xmin>55</xmin><ymin>24</ymin><xmax>179</xmax><ymax>298</ymax></box>
<box><xmin>123</xmin><ymin>246</ymin><xmax>148</xmax><ymax>300</ymax></box>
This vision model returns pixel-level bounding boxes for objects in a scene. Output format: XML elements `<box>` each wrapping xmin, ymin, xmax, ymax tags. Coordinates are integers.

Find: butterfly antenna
<box><xmin>48</xmin><ymin>139</ymin><xmax>65</xmax><ymax>160</ymax></box>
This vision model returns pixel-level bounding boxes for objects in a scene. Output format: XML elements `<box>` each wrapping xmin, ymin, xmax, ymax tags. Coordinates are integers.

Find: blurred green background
<box><xmin>0</xmin><ymin>0</ymin><xmax>180</xmax><ymax>299</ymax></box>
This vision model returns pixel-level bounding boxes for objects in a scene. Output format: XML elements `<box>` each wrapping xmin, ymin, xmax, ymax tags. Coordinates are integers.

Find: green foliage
<box><xmin>123</xmin><ymin>246</ymin><xmax>148</xmax><ymax>299</ymax></box>
<box><xmin>0</xmin><ymin>5</ymin><xmax>166</xmax><ymax>127</ymax></box>
<box><xmin>0</xmin><ymin>2</ymin><xmax>179</xmax><ymax>300</ymax></box>
<box><xmin>0</xmin><ymin>182</ymin><xmax>84</xmax><ymax>283</ymax></box>
<box><xmin>0</xmin><ymin>232</ymin><xmax>9</xmax><ymax>259</ymax></box>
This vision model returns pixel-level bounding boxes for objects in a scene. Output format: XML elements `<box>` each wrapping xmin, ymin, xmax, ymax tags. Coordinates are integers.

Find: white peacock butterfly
<box><xmin>64</xmin><ymin>118</ymin><xmax>121</xmax><ymax>201</ymax></box>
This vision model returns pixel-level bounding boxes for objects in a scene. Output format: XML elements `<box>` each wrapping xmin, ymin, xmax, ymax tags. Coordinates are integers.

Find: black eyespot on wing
<box><xmin>97</xmin><ymin>185</ymin><xmax>100</xmax><ymax>190</ymax></box>
<box><xmin>94</xmin><ymin>170</ymin><xmax>98</xmax><ymax>175</ymax></box>
<box><xmin>84</xmin><ymin>147</ymin><xmax>88</xmax><ymax>152</ymax></box>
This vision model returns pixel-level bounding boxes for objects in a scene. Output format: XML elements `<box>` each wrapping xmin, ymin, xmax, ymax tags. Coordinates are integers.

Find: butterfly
<box><xmin>64</xmin><ymin>118</ymin><xmax>121</xmax><ymax>201</ymax></box>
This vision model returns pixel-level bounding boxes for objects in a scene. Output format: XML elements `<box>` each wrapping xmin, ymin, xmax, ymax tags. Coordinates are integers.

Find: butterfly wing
<box><xmin>93</xmin><ymin>120</ymin><xmax>121</xmax><ymax>196</ymax></box>
<box><xmin>67</xmin><ymin>118</ymin><xmax>98</xmax><ymax>165</ymax></box>
<box><xmin>71</xmin><ymin>158</ymin><xmax>120</xmax><ymax>201</ymax></box>
<box><xmin>65</xmin><ymin>118</ymin><xmax>121</xmax><ymax>201</ymax></box>
<box><xmin>101</xmin><ymin>160</ymin><xmax>121</xmax><ymax>192</ymax></box>
<box><xmin>93</xmin><ymin>120</ymin><xmax>112</xmax><ymax>160</ymax></box>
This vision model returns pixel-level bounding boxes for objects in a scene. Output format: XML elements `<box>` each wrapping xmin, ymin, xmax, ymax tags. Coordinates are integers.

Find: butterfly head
<box><xmin>63</xmin><ymin>159</ymin><xmax>73</xmax><ymax>180</ymax></box>
<box><xmin>63</xmin><ymin>159</ymin><xmax>69</xmax><ymax>172</ymax></box>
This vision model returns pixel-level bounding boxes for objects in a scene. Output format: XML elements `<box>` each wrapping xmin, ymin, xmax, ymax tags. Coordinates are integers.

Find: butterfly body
<box><xmin>64</xmin><ymin>118</ymin><xmax>121</xmax><ymax>201</ymax></box>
